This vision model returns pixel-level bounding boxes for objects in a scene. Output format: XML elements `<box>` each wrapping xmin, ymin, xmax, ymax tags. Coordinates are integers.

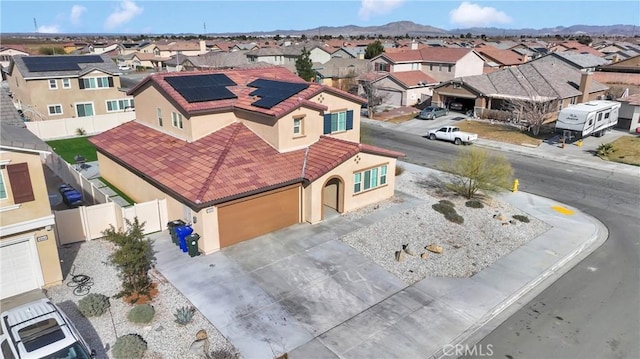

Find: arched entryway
<box><xmin>322</xmin><ymin>177</ymin><xmax>343</xmax><ymax>220</ymax></box>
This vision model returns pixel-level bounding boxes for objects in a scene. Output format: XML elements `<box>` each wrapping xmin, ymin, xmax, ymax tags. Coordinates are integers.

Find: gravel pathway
<box><xmin>341</xmin><ymin>169</ymin><xmax>552</xmax><ymax>284</ymax></box>
<box><xmin>46</xmin><ymin>240</ymin><xmax>239</xmax><ymax>359</ymax></box>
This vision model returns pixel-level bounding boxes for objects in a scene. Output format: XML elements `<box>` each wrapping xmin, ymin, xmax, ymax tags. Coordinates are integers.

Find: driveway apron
<box><xmin>152</xmin><ymin>193</ymin><xmax>423</xmax><ymax>358</ymax></box>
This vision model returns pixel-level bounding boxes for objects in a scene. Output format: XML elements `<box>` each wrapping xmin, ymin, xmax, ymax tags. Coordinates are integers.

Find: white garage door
<box><xmin>1</xmin><ymin>238</ymin><xmax>42</xmax><ymax>299</ymax></box>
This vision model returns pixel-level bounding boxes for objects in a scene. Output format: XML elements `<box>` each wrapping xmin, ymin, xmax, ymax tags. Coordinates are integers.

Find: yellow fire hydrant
<box><xmin>576</xmin><ymin>139</ymin><xmax>583</xmax><ymax>147</ymax></box>
<box><xmin>512</xmin><ymin>179</ymin><xmax>519</xmax><ymax>193</ymax></box>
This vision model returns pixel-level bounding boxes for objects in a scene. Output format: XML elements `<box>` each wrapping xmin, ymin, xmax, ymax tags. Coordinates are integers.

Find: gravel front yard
<box><xmin>341</xmin><ymin>169</ymin><xmax>551</xmax><ymax>284</ymax></box>
<box><xmin>46</xmin><ymin>240</ymin><xmax>239</xmax><ymax>359</ymax></box>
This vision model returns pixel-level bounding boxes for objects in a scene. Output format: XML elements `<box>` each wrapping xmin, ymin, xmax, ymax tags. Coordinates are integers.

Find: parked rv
<box><xmin>555</xmin><ymin>100</ymin><xmax>621</xmax><ymax>139</ymax></box>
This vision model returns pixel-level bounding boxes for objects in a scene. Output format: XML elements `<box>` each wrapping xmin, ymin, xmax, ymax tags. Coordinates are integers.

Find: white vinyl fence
<box><xmin>44</xmin><ymin>152</ymin><xmax>110</xmax><ymax>205</ymax></box>
<box><xmin>26</xmin><ymin>111</ymin><xmax>135</xmax><ymax>140</ymax></box>
<box><xmin>55</xmin><ymin>199</ymin><xmax>168</xmax><ymax>245</ymax></box>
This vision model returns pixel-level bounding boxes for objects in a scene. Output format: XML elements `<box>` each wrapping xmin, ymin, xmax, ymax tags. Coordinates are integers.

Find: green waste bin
<box><xmin>187</xmin><ymin>233</ymin><xmax>201</xmax><ymax>257</ymax></box>
<box><xmin>167</xmin><ymin>219</ymin><xmax>186</xmax><ymax>246</ymax></box>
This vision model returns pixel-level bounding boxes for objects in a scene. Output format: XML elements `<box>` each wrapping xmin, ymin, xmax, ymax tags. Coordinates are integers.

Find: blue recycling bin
<box><xmin>175</xmin><ymin>225</ymin><xmax>193</xmax><ymax>253</ymax></box>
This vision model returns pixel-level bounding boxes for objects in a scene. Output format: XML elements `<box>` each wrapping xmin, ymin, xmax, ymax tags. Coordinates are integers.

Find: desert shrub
<box><xmin>444</xmin><ymin>212</ymin><xmax>465</xmax><ymax>224</ymax></box>
<box><xmin>112</xmin><ymin>334</ymin><xmax>147</xmax><ymax>359</ymax></box>
<box><xmin>439</xmin><ymin>199</ymin><xmax>455</xmax><ymax>207</ymax></box>
<box><xmin>445</xmin><ymin>147</ymin><xmax>513</xmax><ymax>199</ymax></box>
<box><xmin>75</xmin><ymin>128</ymin><xmax>86</xmax><ymax>136</ymax></box>
<box><xmin>512</xmin><ymin>214</ymin><xmax>530</xmax><ymax>223</ymax></box>
<box><xmin>432</xmin><ymin>203</ymin><xmax>456</xmax><ymax>217</ymax></box>
<box><xmin>596</xmin><ymin>143</ymin><xmax>616</xmax><ymax>157</ymax></box>
<box><xmin>127</xmin><ymin>304</ymin><xmax>155</xmax><ymax>324</ymax></box>
<box><xmin>395</xmin><ymin>165</ymin><xmax>405</xmax><ymax>176</ymax></box>
<box><xmin>174</xmin><ymin>306</ymin><xmax>196</xmax><ymax>325</ymax></box>
<box><xmin>465</xmin><ymin>200</ymin><xmax>484</xmax><ymax>209</ymax></box>
<box><xmin>209</xmin><ymin>349</ymin><xmax>242</xmax><ymax>359</ymax></box>
<box><xmin>78</xmin><ymin>293</ymin><xmax>110</xmax><ymax>317</ymax></box>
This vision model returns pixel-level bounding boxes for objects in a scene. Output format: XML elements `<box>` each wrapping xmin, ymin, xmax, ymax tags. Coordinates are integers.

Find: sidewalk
<box><xmin>152</xmin><ymin>161</ymin><xmax>607</xmax><ymax>359</ymax></box>
<box><xmin>363</xmin><ymin>117</ymin><xmax>640</xmax><ymax>178</ymax></box>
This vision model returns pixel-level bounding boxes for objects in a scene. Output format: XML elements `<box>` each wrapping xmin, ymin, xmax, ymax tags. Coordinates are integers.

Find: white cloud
<box><xmin>104</xmin><ymin>0</ymin><xmax>143</xmax><ymax>30</ymax></box>
<box><xmin>449</xmin><ymin>2</ymin><xmax>512</xmax><ymax>28</ymax></box>
<box><xmin>359</xmin><ymin>0</ymin><xmax>405</xmax><ymax>21</ymax></box>
<box><xmin>38</xmin><ymin>25</ymin><xmax>61</xmax><ymax>33</ymax></box>
<box><xmin>70</xmin><ymin>5</ymin><xmax>87</xmax><ymax>25</ymax></box>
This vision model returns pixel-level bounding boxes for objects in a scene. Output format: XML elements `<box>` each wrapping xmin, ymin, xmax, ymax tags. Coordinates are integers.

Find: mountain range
<box><xmin>211</xmin><ymin>21</ymin><xmax>638</xmax><ymax>38</ymax></box>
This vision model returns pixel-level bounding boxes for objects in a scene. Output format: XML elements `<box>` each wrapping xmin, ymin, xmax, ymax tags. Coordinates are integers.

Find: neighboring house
<box><xmin>358</xmin><ymin>71</ymin><xmax>438</xmax><ymax>107</ymax></box>
<box><xmin>117</xmin><ymin>52</ymin><xmax>171</xmax><ymax>70</ymax></box>
<box><xmin>432</xmin><ymin>56</ymin><xmax>609</xmax><ymax>115</ymax></box>
<box><xmin>543</xmin><ymin>51</ymin><xmax>610</xmax><ymax>72</ymax></box>
<box><xmin>0</xmin><ymin>47</ymin><xmax>29</xmax><ymax>69</ymax></box>
<box><xmin>118</xmin><ymin>41</ymin><xmax>156</xmax><ymax>56</ymax></box>
<box><xmin>330</xmin><ymin>47</ymin><xmax>361</xmax><ymax>59</ymax></box>
<box><xmin>370</xmin><ymin>47</ymin><xmax>485</xmax><ymax>83</ymax></box>
<box><xmin>89</xmin><ymin>42</ymin><xmax>118</xmax><ymax>55</ymax></box>
<box><xmin>617</xmin><ymin>93</ymin><xmax>640</xmax><ymax>133</ymax></box>
<box><xmin>4</xmin><ymin>54</ymin><xmax>134</xmax><ymax>121</ymax></box>
<box><xmin>155</xmin><ymin>40</ymin><xmax>208</xmax><ymax>57</ymax></box>
<box><xmin>313</xmin><ymin>58</ymin><xmax>370</xmax><ymax>92</ymax></box>
<box><xmin>246</xmin><ymin>44</ymin><xmax>332</xmax><ymax>66</ymax></box>
<box><xmin>593</xmin><ymin>54</ymin><xmax>640</xmax><ymax>87</ymax></box>
<box><xmin>229</xmin><ymin>43</ymin><xmax>260</xmax><ymax>52</ymax></box>
<box><xmin>90</xmin><ymin>67</ymin><xmax>403</xmax><ymax>253</ymax></box>
<box><xmin>0</xmin><ymin>87</ymin><xmax>63</xmax><ymax>299</ymax></box>
<box><xmin>550</xmin><ymin>41</ymin><xmax>602</xmax><ymax>57</ymax></box>
<box><xmin>475</xmin><ymin>45</ymin><xmax>529</xmax><ymax>69</ymax></box>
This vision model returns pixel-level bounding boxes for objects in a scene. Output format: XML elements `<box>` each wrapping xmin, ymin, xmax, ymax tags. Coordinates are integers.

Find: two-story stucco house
<box><xmin>4</xmin><ymin>54</ymin><xmax>134</xmax><ymax>121</ymax></box>
<box><xmin>0</xmin><ymin>113</ymin><xmax>63</xmax><ymax>299</ymax></box>
<box><xmin>370</xmin><ymin>47</ymin><xmax>486</xmax><ymax>83</ymax></box>
<box><xmin>90</xmin><ymin>67</ymin><xmax>403</xmax><ymax>253</ymax></box>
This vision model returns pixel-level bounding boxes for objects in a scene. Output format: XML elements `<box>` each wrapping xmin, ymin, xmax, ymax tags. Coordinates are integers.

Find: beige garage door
<box><xmin>218</xmin><ymin>186</ymin><xmax>300</xmax><ymax>248</ymax></box>
<box><xmin>1</xmin><ymin>238</ymin><xmax>42</xmax><ymax>299</ymax></box>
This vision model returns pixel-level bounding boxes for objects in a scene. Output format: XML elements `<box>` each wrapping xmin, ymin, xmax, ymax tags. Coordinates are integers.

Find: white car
<box><xmin>1</xmin><ymin>298</ymin><xmax>95</xmax><ymax>359</ymax></box>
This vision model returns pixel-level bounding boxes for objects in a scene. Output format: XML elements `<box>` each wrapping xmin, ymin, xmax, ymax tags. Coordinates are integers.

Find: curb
<box><xmin>429</xmin><ymin>209</ymin><xmax>609</xmax><ymax>359</ymax></box>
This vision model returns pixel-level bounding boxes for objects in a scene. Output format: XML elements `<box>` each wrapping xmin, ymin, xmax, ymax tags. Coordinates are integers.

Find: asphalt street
<box><xmin>362</xmin><ymin>123</ymin><xmax>640</xmax><ymax>359</ymax></box>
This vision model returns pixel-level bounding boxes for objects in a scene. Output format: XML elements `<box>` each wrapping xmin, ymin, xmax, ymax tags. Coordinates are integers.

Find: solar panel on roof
<box><xmin>247</xmin><ymin>78</ymin><xmax>309</xmax><ymax>109</ymax></box>
<box><xmin>22</xmin><ymin>55</ymin><xmax>105</xmax><ymax>72</ymax></box>
<box><xmin>165</xmin><ymin>74</ymin><xmax>238</xmax><ymax>103</ymax></box>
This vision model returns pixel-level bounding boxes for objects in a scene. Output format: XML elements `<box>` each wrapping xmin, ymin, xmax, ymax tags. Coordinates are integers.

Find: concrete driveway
<box><xmin>152</xmin><ymin>193</ymin><xmax>424</xmax><ymax>358</ymax></box>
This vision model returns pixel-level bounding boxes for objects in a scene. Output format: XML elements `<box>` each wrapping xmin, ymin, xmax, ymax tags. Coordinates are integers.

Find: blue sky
<box><xmin>1</xmin><ymin>1</ymin><xmax>638</xmax><ymax>34</ymax></box>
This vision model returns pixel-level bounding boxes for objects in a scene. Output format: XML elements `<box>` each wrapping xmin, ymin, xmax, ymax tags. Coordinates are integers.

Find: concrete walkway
<box><xmin>152</xmin><ymin>163</ymin><xmax>607</xmax><ymax>359</ymax></box>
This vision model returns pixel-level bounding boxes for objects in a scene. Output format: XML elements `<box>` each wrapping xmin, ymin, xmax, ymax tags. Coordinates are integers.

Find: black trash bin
<box><xmin>186</xmin><ymin>233</ymin><xmax>200</xmax><ymax>257</ymax></box>
<box><xmin>167</xmin><ymin>219</ymin><xmax>186</xmax><ymax>246</ymax></box>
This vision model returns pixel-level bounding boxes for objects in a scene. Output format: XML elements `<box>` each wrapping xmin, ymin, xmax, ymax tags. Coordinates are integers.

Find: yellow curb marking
<box><xmin>552</xmin><ymin>205</ymin><xmax>575</xmax><ymax>215</ymax></box>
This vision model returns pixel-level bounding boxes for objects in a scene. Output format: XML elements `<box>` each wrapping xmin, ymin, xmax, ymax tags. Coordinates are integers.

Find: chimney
<box><xmin>578</xmin><ymin>71</ymin><xmax>592</xmax><ymax>103</ymax></box>
<box><xmin>200</xmin><ymin>40</ymin><xmax>206</xmax><ymax>54</ymax></box>
<box><xmin>411</xmin><ymin>40</ymin><xmax>418</xmax><ymax>50</ymax></box>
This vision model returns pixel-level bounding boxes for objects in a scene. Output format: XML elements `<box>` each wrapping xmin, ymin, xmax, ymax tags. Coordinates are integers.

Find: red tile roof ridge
<box><xmin>194</xmin><ymin>122</ymin><xmax>243</xmax><ymax>203</ymax></box>
<box><xmin>359</xmin><ymin>143</ymin><xmax>405</xmax><ymax>158</ymax></box>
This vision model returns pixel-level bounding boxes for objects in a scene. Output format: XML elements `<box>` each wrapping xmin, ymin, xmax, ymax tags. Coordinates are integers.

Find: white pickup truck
<box><xmin>427</xmin><ymin>126</ymin><xmax>478</xmax><ymax>145</ymax></box>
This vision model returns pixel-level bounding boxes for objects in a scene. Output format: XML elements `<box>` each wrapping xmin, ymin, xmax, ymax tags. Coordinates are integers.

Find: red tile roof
<box><xmin>128</xmin><ymin>67</ymin><xmax>366</xmax><ymax>119</ymax></box>
<box><xmin>90</xmin><ymin>121</ymin><xmax>403</xmax><ymax>209</ymax></box>
<box><xmin>390</xmin><ymin>71</ymin><xmax>438</xmax><ymax>87</ymax></box>
<box><xmin>476</xmin><ymin>46</ymin><xmax>527</xmax><ymax>66</ymax></box>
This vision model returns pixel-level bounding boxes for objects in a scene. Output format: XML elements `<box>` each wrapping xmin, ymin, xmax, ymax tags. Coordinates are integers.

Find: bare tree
<box><xmin>500</xmin><ymin>95</ymin><xmax>558</xmax><ymax>136</ymax></box>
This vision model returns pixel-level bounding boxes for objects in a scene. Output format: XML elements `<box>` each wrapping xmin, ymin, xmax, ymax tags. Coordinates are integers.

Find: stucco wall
<box><xmin>0</xmin><ymin>151</ymin><xmax>52</xmax><ymax>225</ymax></box>
<box><xmin>0</xmin><ymin>150</ymin><xmax>63</xmax><ymax>288</ymax></box>
<box><xmin>310</xmin><ymin>48</ymin><xmax>331</xmax><ymax>64</ymax></box>
<box><xmin>98</xmin><ymin>153</ymin><xmax>221</xmax><ymax>254</ymax></box>
<box><xmin>394</xmin><ymin>63</ymin><xmax>421</xmax><ymax>72</ymax></box>
<box><xmin>132</xmin><ymin>83</ymin><xmax>194</xmax><ymax>142</ymax></box>
<box><xmin>309</xmin><ymin>92</ymin><xmax>361</xmax><ymax>143</ymax></box>
<box><xmin>304</xmin><ymin>152</ymin><xmax>397</xmax><ymax>224</ymax></box>
<box><xmin>454</xmin><ymin>52</ymin><xmax>485</xmax><ymax>79</ymax></box>
<box><xmin>8</xmin><ymin>70</ymin><xmax>129</xmax><ymax>121</ymax></box>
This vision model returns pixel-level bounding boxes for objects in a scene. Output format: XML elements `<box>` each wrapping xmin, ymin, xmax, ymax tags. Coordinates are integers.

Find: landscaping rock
<box><xmin>420</xmin><ymin>252</ymin><xmax>429</xmax><ymax>260</ymax></box>
<box><xmin>494</xmin><ymin>213</ymin><xmax>507</xmax><ymax>221</ymax></box>
<box><xmin>426</xmin><ymin>244</ymin><xmax>443</xmax><ymax>254</ymax></box>
<box><xmin>403</xmin><ymin>243</ymin><xmax>417</xmax><ymax>256</ymax></box>
<box><xmin>395</xmin><ymin>250</ymin><xmax>406</xmax><ymax>262</ymax></box>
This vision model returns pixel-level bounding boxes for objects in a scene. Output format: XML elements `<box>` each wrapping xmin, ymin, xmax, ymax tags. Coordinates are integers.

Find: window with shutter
<box><xmin>6</xmin><ymin>163</ymin><xmax>35</xmax><ymax>204</ymax></box>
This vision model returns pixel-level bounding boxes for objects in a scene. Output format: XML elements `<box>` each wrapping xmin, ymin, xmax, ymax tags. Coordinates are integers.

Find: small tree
<box><xmin>295</xmin><ymin>47</ymin><xmax>315</xmax><ymax>81</ymax></box>
<box><xmin>364</xmin><ymin>40</ymin><xmax>384</xmax><ymax>59</ymax></box>
<box><xmin>501</xmin><ymin>95</ymin><xmax>557</xmax><ymax>136</ymax></box>
<box><xmin>445</xmin><ymin>147</ymin><xmax>514</xmax><ymax>199</ymax></box>
<box><xmin>103</xmin><ymin>218</ymin><xmax>155</xmax><ymax>299</ymax></box>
